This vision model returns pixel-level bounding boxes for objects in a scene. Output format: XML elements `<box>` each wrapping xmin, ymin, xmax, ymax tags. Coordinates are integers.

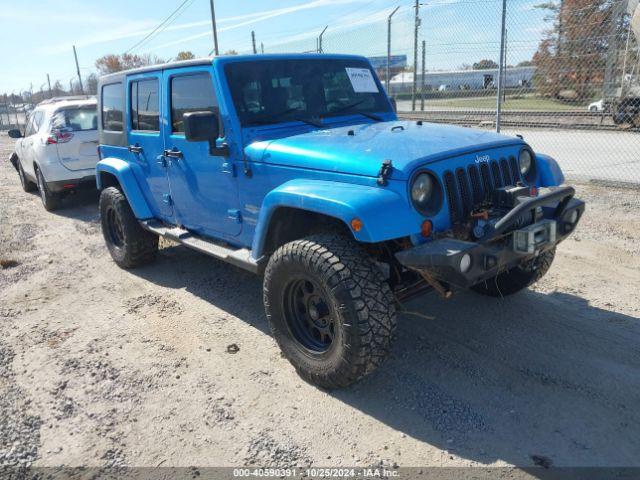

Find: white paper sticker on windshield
<box><xmin>345</xmin><ymin>67</ymin><xmax>379</xmax><ymax>93</ymax></box>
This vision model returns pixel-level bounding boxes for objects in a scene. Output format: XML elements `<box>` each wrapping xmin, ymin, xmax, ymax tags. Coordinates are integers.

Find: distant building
<box><xmin>388</xmin><ymin>66</ymin><xmax>536</xmax><ymax>94</ymax></box>
<box><xmin>367</xmin><ymin>55</ymin><xmax>407</xmax><ymax>82</ymax></box>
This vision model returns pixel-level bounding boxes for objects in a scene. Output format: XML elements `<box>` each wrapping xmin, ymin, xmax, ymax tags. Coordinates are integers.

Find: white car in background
<box><xmin>8</xmin><ymin>97</ymin><xmax>98</xmax><ymax>211</ymax></box>
<box><xmin>588</xmin><ymin>99</ymin><xmax>605</xmax><ymax>112</ymax></box>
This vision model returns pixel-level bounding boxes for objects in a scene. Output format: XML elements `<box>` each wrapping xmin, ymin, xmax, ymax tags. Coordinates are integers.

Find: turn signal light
<box><xmin>350</xmin><ymin>218</ymin><xmax>363</xmax><ymax>232</ymax></box>
<box><xmin>421</xmin><ymin>220</ymin><xmax>433</xmax><ymax>237</ymax></box>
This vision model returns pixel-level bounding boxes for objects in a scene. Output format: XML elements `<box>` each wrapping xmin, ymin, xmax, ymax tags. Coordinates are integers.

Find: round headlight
<box><xmin>411</xmin><ymin>173</ymin><xmax>434</xmax><ymax>205</ymax></box>
<box><xmin>410</xmin><ymin>172</ymin><xmax>442</xmax><ymax>216</ymax></box>
<box><xmin>519</xmin><ymin>149</ymin><xmax>533</xmax><ymax>176</ymax></box>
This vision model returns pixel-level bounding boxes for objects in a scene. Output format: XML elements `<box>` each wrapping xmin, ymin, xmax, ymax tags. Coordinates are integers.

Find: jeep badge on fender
<box><xmin>95</xmin><ymin>54</ymin><xmax>584</xmax><ymax>389</ymax></box>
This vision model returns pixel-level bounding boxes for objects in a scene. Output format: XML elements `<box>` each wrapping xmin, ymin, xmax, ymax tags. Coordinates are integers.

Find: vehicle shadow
<box><xmin>132</xmin><ymin>244</ymin><xmax>640</xmax><ymax>469</ymax></box>
<box><xmin>30</xmin><ymin>189</ymin><xmax>100</xmax><ymax>222</ymax></box>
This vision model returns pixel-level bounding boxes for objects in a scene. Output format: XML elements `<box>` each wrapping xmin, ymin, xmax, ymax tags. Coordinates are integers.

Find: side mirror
<box><xmin>8</xmin><ymin>129</ymin><xmax>23</xmax><ymax>139</ymax></box>
<box><xmin>389</xmin><ymin>97</ymin><xmax>397</xmax><ymax>113</ymax></box>
<box><xmin>184</xmin><ymin>111</ymin><xmax>219</xmax><ymax>143</ymax></box>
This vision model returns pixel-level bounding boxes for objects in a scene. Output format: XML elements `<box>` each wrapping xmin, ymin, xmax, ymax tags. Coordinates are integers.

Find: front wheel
<box><xmin>99</xmin><ymin>186</ymin><xmax>158</xmax><ymax>269</ymax></box>
<box><xmin>17</xmin><ymin>159</ymin><xmax>36</xmax><ymax>192</ymax></box>
<box><xmin>263</xmin><ymin>234</ymin><xmax>397</xmax><ymax>389</ymax></box>
<box><xmin>35</xmin><ymin>167</ymin><xmax>60</xmax><ymax>211</ymax></box>
<box><xmin>471</xmin><ymin>247</ymin><xmax>556</xmax><ymax>297</ymax></box>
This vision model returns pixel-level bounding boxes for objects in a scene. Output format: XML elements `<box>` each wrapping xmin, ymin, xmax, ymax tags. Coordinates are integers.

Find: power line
<box><xmin>125</xmin><ymin>0</ymin><xmax>195</xmax><ymax>54</ymax></box>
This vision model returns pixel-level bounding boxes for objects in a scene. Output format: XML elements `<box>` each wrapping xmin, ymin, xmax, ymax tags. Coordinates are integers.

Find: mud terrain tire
<box><xmin>472</xmin><ymin>247</ymin><xmax>556</xmax><ymax>297</ymax></box>
<box><xmin>99</xmin><ymin>186</ymin><xmax>158</xmax><ymax>269</ymax></box>
<box><xmin>263</xmin><ymin>234</ymin><xmax>397</xmax><ymax>389</ymax></box>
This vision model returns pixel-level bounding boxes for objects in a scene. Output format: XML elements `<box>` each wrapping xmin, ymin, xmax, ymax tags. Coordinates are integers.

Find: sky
<box><xmin>0</xmin><ymin>0</ymin><xmax>548</xmax><ymax>95</ymax></box>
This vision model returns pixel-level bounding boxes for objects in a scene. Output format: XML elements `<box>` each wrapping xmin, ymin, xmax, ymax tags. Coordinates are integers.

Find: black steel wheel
<box><xmin>283</xmin><ymin>276</ymin><xmax>336</xmax><ymax>353</ymax></box>
<box><xmin>99</xmin><ymin>186</ymin><xmax>158</xmax><ymax>269</ymax></box>
<box><xmin>264</xmin><ymin>234</ymin><xmax>397</xmax><ymax>389</ymax></box>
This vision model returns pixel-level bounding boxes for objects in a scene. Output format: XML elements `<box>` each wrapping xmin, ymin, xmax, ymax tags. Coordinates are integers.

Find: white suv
<box><xmin>8</xmin><ymin>97</ymin><xmax>98</xmax><ymax>211</ymax></box>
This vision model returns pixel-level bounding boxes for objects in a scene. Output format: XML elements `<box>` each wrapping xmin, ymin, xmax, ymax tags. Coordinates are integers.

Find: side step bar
<box><xmin>140</xmin><ymin>220</ymin><xmax>263</xmax><ymax>274</ymax></box>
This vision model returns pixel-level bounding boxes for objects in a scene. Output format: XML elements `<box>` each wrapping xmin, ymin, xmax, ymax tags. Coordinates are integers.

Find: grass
<box><xmin>421</xmin><ymin>96</ymin><xmax>583</xmax><ymax>112</ymax></box>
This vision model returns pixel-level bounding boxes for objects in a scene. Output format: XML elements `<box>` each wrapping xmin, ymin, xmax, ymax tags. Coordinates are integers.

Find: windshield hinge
<box><xmin>377</xmin><ymin>159</ymin><xmax>393</xmax><ymax>186</ymax></box>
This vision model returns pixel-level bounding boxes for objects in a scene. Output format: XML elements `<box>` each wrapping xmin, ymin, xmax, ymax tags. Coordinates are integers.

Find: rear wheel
<box><xmin>263</xmin><ymin>234</ymin><xmax>397</xmax><ymax>389</ymax></box>
<box><xmin>17</xmin><ymin>160</ymin><xmax>36</xmax><ymax>192</ymax></box>
<box><xmin>472</xmin><ymin>248</ymin><xmax>556</xmax><ymax>297</ymax></box>
<box><xmin>99</xmin><ymin>186</ymin><xmax>158</xmax><ymax>269</ymax></box>
<box><xmin>35</xmin><ymin>167</ymin><xmax>60</xmax><ymax>211</ymax></box>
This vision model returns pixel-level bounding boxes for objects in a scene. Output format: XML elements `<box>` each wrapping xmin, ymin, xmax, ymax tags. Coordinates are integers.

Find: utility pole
<box><xmin>411</xmin><ymin>0</ymin><xmax>421</xmax><ymax>111</ymax></box>
<box><xmin>209</xmin><ymin>0</ymin><xmax>219</xmax><ymax>56</ymax></box>
<box><xmin>421</xmin><ymin>40</ymin><xmax>426</xmax><ymax>111</ymax></box>
<box><xmin>386</xmin><ymin>6</ymin><xmax>400</xmax><ymax>93</ymax></box>
<box><xmin>73</xmin><ymin>45</ymin><xmax>84</xmax><ymax>94</ymax></box>
<box><xmin>252</xmin><ymin>31</ymin><xmax>257</xmax><ymax>54</ymax></box>
<box><xmin>495</xmin><ymin>0</ymin><xmax>507</xmax><ymax>133</ymax></box>
<box><xmin>47</xmin><ymin>74</ymin><xmax>52</xmax><ymax>98</ymax></box>
<box><xmin>318</xmin><ymin>25</ymin><xmax>328</xmax><ymax>54</ymax></box>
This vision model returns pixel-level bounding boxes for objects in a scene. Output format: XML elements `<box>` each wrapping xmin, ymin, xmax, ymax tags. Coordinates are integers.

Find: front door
<box><xmin>126</xmin><ymin>74</ymin><xmax>173</xmax><ymax>219</ymax></box>
<box><xmin>162</xmin><ymin>68</ymin><xmax>241</xmax><ymax>238</ymax></box>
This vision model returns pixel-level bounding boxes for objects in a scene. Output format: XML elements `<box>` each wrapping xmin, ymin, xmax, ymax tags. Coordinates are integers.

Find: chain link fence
<box><xmin>255</xmin><ymin>0</ymin><xmax>640</xmax><ymax>185</ymax></box>
<box><xmin>3</xmin><ymin>0</ymin><xmax>638</xmax><ymax>185</ymax></box>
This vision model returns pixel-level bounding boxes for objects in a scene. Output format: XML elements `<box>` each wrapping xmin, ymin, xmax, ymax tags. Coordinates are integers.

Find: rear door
<box><xmin>52</xmin><ymin>106</ymin><xmax>99</xmax><ymax>171</ymax></box>
<box><xmin>162</xmin><ymin>68</ymin><xmax>241</xmax><ymax>237</ymax></box>
<box><xmin>126</xmin><ymin>73</ymin><xmax>173</xmax><ymax>219</ymax></box>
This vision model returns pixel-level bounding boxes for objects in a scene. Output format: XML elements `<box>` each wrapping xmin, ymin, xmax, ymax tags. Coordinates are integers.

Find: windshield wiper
<box><xmin>322</xmin><ymin>100</ymin><xmax>384</xmax><ymax>122</ymax></box>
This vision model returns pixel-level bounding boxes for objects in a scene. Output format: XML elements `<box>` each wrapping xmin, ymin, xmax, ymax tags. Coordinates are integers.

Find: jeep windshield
<box><xmin>224</xmin><ymin>59</ymin><xmax>392</xmax><ymax>127</ymax></box>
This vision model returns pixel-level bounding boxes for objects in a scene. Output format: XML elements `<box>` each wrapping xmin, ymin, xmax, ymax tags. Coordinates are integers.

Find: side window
<box><xmin>130</xmin><ymin>79</ymin><xmax>160</xmax><ymax>131</ymax></box>
<box><xmin>171</xmin><ymin>73</ymin><xmax>217</xmax><ymax>134</ymax></box>
<box><xmin>26</xmin><ymin>111</ymin><xmax>43</xmax><ymax>136</ymax></box>
<box><xmin>24</xmin><ymin>115</ymin><xmax>36</xmax><ymax>137</ymax></box>
<box><xmin>102</xmin><ymin>83</ymin><xmax>124</xmax><ymax>132</ymax></box>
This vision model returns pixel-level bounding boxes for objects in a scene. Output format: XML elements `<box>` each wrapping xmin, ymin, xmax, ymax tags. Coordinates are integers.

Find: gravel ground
<box><xmin>0</xmin><ymin>133</ymin><xmax>639</xmax><ymax>472</ymax></box>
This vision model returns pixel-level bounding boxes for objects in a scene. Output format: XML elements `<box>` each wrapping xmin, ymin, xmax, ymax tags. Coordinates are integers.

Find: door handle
<box><xmin>163</xmin><ymin>148</ymin><xmax>183</xmax><ymax>159</ymax></box>
<box><xmin>128</xmin><ymin>144</ymin><xmax>143</xmax><ymax>154</ymax></box>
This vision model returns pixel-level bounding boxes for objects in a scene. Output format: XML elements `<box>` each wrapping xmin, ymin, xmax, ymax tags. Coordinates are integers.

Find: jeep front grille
<box><xmin>443</xmin><ymin>157</ymin><xmax>521</xmax><ymax>224</ymax></box>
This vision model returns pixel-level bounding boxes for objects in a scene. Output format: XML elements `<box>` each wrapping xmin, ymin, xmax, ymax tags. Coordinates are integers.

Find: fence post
<box><xmin>318</xmin><ymin>25</ymin><xmax>328</xmax><ymax>53</ymax></box>
<box><xmin>421</xmin><ymin>40</ymin><xmax>426</xmax><ymax>111</ymax></box>
<box><xmin>386</xmin><ymin>6</ymin><xmax>400</xmax><ymax>94</ymax></box>
<box><xmin>495</xmin><ymin>0</ymin><xmax>507</xmax><ymax>133</ymax></box>
<box><xmin>411</xmin><ymin>0</ymin><xmax>420</xmax><ymax>111</ymax></box>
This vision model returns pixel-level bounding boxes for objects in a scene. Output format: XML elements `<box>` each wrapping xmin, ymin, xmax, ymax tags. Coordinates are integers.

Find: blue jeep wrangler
<box><xmin>96</xmin><ymin>54</ymin><xmax>584</xmax><ymax>388</ymax></box>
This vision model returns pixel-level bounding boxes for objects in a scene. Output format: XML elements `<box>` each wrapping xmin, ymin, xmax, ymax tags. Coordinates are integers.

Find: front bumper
<box><xmin>395</xmin><ymin>187</ymin><xmax>585</xmax><ymax>289</ymax></box>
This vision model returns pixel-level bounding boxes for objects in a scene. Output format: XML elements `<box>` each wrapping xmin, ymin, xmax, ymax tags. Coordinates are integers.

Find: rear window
<box><xmin>131</xmin><ymin>79</ymin><xmax>160</xmax><ymax>131</ymax></box>
<box><xmin>52</xmin><ymin>107</ymin><xmax>97</xmax><ymax>132</ymax></box>
<box><xmin>102</xmin><ymin>83</ymin><xmax>124</xmax><ymax>132</ymax></box>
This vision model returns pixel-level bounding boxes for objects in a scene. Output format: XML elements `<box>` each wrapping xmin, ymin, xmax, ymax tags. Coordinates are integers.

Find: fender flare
<box><xmin>536</xmin><ymin>153</ymin><xmax>565</xmax><ymax>187</ymax></box>
<box><xmin>96</xmin><ymin>157</ymin><xmax>153</xmax><ymax>219</ymax></box>
<box><xmin>251</xmin><ymin>179</ymin><xmax>418</xmax><ymax>258</ymax></box>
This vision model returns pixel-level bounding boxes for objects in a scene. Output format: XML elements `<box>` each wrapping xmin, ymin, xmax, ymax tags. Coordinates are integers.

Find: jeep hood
<box><xmin>244</xmin><ymin>121</ymin><xmax>524</xmax><ymax>181</ymax></box>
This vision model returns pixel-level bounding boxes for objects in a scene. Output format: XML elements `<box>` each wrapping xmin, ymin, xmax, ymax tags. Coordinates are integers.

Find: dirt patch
<box><xmin>0</xmin><ymin>133</ymin><xmax>639</xmax><ymax>469</ymax></box>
